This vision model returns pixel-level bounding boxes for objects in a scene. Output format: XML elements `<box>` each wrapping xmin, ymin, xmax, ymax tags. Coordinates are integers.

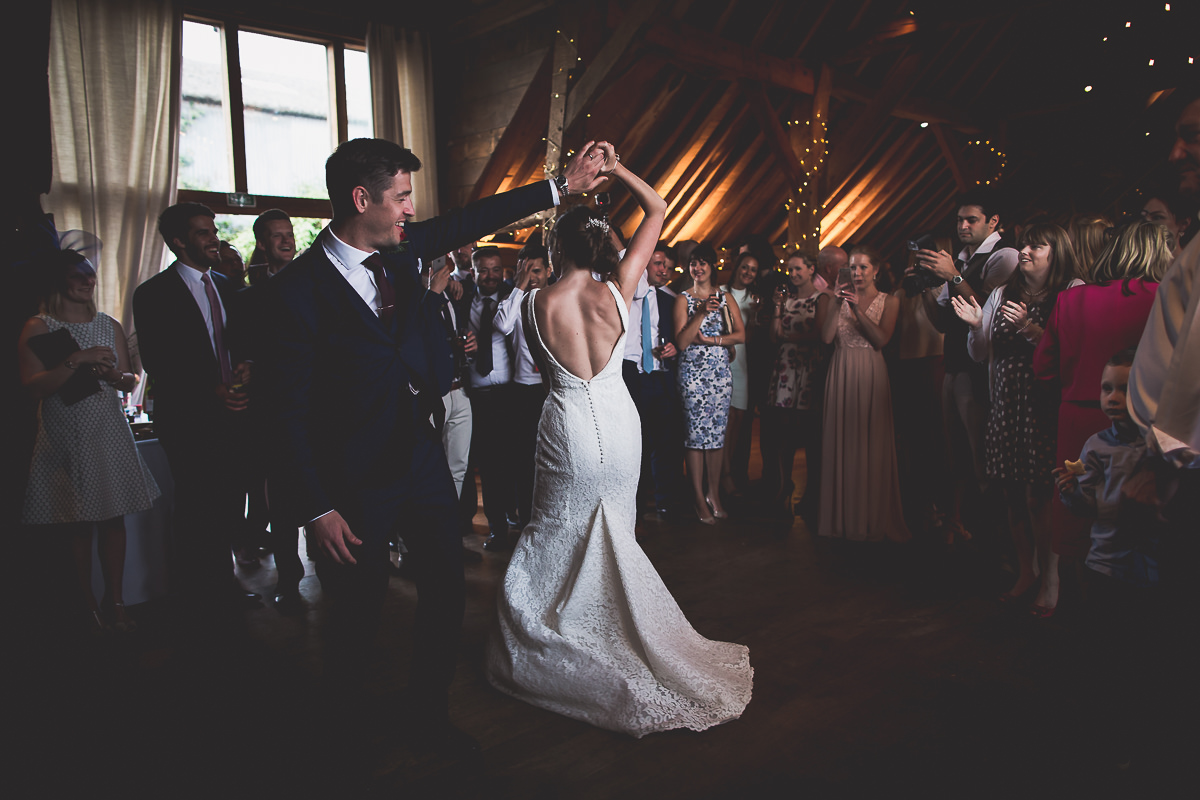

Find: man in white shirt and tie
<box><xmin>133</xmin><ymin>202</ymin><xmax>258</xmax><ymax>613</ymax></box>
<box><xmin>621</xmin><ymin>244</ymin><xmax>681</xmax><ymax>518</ymax></box>
<box><xmin>494</xmin><ymin>243</ymin><xmax>551</xmax><ymax>533</ymax></box>
<box><xmin>460</xmin><ymin>245</ymin><xmax>518</xmax><ymax>550</ymax></box>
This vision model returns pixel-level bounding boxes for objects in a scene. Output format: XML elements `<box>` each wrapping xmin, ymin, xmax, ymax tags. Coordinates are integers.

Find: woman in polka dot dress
<box><xmin>953</xmin><ymin>223</ymin><xmax>1085</xmax><ymax>617</ymax></box>
<box><xmin>18</xmin><ymin>250</ymin><xmax>160</xmax><ymax>633</ymax></box>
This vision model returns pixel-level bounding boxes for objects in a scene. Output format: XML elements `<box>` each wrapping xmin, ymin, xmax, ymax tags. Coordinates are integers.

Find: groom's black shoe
<box><xmin>483</xmin><ymin>529</ymin><xmax>510</xmax><ymax>551</ymax></box>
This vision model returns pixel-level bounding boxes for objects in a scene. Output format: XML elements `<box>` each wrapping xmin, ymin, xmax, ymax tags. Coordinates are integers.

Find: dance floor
<box><xmin>12</xmin><ymin>441</ymin><xmax>1192</xmax><ymax>799</ymax></box>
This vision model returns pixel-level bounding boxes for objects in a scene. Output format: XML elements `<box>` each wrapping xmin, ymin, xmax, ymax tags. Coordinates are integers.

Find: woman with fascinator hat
<box><xmin>17</xmin><ymin>237</ymin><xmax>159</xmax><ymax>634</ymax></box>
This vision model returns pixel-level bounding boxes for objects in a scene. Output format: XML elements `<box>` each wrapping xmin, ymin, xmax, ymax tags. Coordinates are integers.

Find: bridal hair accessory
<box><xmin>586</xmin><ymin>217</ymin><xmax>610</xmax><ymax>233</ymax></box>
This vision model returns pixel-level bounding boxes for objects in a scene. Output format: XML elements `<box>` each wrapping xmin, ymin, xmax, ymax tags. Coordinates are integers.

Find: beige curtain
<box><xmin>46</xmin><ymin>0</ymin><xmax>179</xmax><ymax>331</ymax></box>
<box><xmin>366</xmin><ymin>23</ymin><xmax>439</xmax><ymax>220</ymax></box>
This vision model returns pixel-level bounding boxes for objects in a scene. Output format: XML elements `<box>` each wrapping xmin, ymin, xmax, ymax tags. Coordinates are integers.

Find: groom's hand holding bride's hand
<box><xmin>307</xmin><ymin>510</ymin><xmax>362</xmax><ymax>564</ymax></box>
<box><xmin>560</xmin><ymin>140</ymin><xmax>611</xmax><ymax>195</ymax></box>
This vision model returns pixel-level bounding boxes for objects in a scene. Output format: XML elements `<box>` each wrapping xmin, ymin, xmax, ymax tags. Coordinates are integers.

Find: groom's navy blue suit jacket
<box><xmin>260</xmin><ymin>181</ymin><xmax>555</xmax><ymax>533</ymax></box>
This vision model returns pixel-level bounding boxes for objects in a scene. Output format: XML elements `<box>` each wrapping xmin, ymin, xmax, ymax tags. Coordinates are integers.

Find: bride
<box><xmin>485</xmin><ymin>143</ymin><xmax>753</xmax><ymax>737</ymax></box>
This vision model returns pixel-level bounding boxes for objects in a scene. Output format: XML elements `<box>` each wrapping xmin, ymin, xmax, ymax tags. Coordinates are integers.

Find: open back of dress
<box><xmin>485</xmin><ymin>281</ymin><xmax>753</xmax><ymax>738</ymax></box>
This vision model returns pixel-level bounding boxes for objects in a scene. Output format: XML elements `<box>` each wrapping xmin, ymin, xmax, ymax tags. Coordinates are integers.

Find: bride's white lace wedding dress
<box><xmin>485</xmin><ymin>281</ymin><xmax>753</xmax><ymax>738</ymax></box>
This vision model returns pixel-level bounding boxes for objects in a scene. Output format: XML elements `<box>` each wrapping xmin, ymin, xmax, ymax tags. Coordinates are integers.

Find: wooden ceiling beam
<box><xmin>746</xmin><ymin>83</ymin><xmax>805</xmax><ymax>192</ymax></box>
<box><xmin>930</xmin><ymin>123</ymin><xmax>970</xmax><ymax>193</ymax></box>
<box><xmin>848</xmin><ymin>155</ymin><xmax>945</xmax><ymax>244</ymax></box>
<box><xmin>711</xmin><ymin>157</ymin><xmax>786</xmax><ymax>246</ymax></box>
<box><xmin>564</xmin><ymin>0</ymin><xmax>668</xmax><ymax>131</ymax></box>
<box><xmin>749</xmin><ymin>1</ymin><xmax>786</xmax><ymax>50</ymax></box>
<box><xmin>947</xmin><ymin>15</ymin><xmax>1013</xmax><ymax>98</ymax></box>
<box><xmin>834</xmin><ymin>17</ymin><xmax>920</xmax><ymax>63</ymax></box>
<box><xmin>621</xmin><ymin>82</ymin><xmax>742</xmax><ymax>222</ymax></box>
<box><xmin>823</xmin><ymin>121</ymin><xmax>909</xmax><ymax>213</ymax></box>
<box><xmin>820</xmin><ymin>131</ymin><xmax>924</xmax><ymax>245</ymax></box>
<box><xmin>449</xmin><ymin>0</ymin><xmax>556</xmax><ymax>40</ymax></box>
<box><xmin>605</xmin><ymin>78</ymin><xmax>725</xmax><ymax>223</ymax></box>
<box><xmin>657</xmin><ymin>103</ymin><xmax>752</xmax><ymax>232</ymax></box>
<box><xmin>642</xmin><ymin>22</ymin><xmax>980</xmax><ymax>132</ymax></box>
<box><xmin>793</xmin><ymin>0</ymin><xmax>837</xmax><ymax>57</ymax></box>
<box><xmin>827</xmin><ymin>50</ymin><xmax>923</xmax><ymax>185</ymax></box>
<box><xmin>713</xmin><ymin>0</ymin><xmax>740</xmax><ymax>36</ymax></box>
<box><xmin>664</xmin><ymin>129</ymin><xmax>765</xmax><ymax>244</ymax></box>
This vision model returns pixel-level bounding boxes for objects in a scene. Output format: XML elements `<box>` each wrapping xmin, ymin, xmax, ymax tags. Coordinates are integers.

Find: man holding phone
<box><xmin>913</xmin><ymin>190</ymin><xmax>1018</xmax><ymax>542</ymax></box>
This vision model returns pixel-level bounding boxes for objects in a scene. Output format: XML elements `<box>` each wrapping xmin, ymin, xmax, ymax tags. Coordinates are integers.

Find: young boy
<box><xmin>1053</xmin><ymin>348</ymin><xmax>1156</xmax><ymax>587</ymax></box>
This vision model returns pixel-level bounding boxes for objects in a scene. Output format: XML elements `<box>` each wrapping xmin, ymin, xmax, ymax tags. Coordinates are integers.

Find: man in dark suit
<box><xmin>132</xmin><ymin>203</ymin><xmax>258</xmax><ymax>613</ymax></box>
<box><xmin>621</xmin><ymin>243</ymin><xmax>682</xmax><ymax>518</ymax></box>
<box><xmin>259</xmin><ymin>138</ymin><xmax>604</xmax><ymax>748</ymax></box>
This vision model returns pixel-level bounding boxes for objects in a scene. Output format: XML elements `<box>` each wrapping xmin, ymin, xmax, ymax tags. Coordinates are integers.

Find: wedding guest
<box><xmin>766</xmin><ymin>252</ymin><xmax>828</xmax><ymax>521</ymax></box>
<box><xmin>674</xmin><ymin>243</ymin><xmax>744</xmax><ymax>523</ymax></box>
<box><xmin>247</xmin><ymin>209</ymin><xmax>296</xmax><ymax>286</ymax></box>
<box><xmin>1067</xmin><ymin>213</ymin><xmax>1113</xmax><ymax>274</ymax></box>
<box><xmin>622</xmin><ymin>243</ymin><xmax>682</xmax><ymax>518</ymax></box>
<box><xmin>215</xmin><ymin>240</ymin><xmax>246</xmax><ymax>285</ymax></box>
<box><xmin>133</xmin><ymin>203</ymin><xmax>258</xmax><ymax>614</ymax></box>
<box><xmin>459</xmin><ymin>246</ymin><xmax>518</xmax><ymax>551</ymax></box>
<box><xmin>1054</xmin><ymin>348</ymin><xmax>1159</xmax><ymax>771</ymax></box>
<box><xmin>893</xmin><ymin>238</ymin><xmax>953</xmax><ymax>541</ymax></box>
<box><xmin>1141</xmin><ymin>184</ymin><xmax>1195</xmax><ymax>257</ymax></box>
<box><xmin>18</xmin><ymin>248</ymin><xmax>159</xmax><ymax>633</ymax></box>
<box><xmin>818</xmin><ymin>245</ymin><xmax>908</xmax><ymax>542</ymax></box>
<box><xmin>1033</xmin><ymin>220</ymin><xmax>1171</xmax><ymax>561</ymax></box>
<box><xmin>953</xmin><ymin>223</ymin><xmax>1084</xmax><ymax>615</ymax></box>
<box><xmin>494</xmin><ymin>244</ymin><xmax>551</xmax><ymax>529</ymax></box>
<box><xmin>719</xmin><ymin>251</ymin><xmax>760</xmax><ymax>496</ymax></box>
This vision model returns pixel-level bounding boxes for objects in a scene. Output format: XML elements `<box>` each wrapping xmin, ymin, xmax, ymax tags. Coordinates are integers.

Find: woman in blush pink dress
<box><xmin>817</xmin><ymin>246</ymin><xmax>909</xmax><ymax>543</ymax></box>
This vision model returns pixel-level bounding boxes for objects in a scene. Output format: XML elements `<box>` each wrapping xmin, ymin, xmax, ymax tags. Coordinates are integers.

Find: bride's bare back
<box><xmin>534</xmin><ymin>274</ymin><xmax>625</xmax><ymax>381</ymax></box>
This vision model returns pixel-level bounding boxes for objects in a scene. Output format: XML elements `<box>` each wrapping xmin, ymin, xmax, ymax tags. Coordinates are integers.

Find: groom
<box><xmin>259</xmin><ymin>138</ymin><xmax>604</xmax><ymax>748</ymax></box>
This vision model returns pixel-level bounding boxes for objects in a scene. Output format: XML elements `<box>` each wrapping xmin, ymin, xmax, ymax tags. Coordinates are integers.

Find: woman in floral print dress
<box><xmin>767</xmin><ymin>252</ymin><xmax>828</xmax><ymax>518</ymax></box>
<box><xmin>674</xmin><ymin>243</ymin><xmax>745</xmax><ymax>524</ymax></box>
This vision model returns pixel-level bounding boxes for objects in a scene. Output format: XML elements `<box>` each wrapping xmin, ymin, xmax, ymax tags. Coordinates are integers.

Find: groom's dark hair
<box><xmin>326</xmin><ymin>138</ymin><xmax>422</xmax><ymax>218</ymax></box>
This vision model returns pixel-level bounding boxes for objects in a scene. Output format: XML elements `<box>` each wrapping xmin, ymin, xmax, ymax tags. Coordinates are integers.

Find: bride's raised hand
<box><xmin>951</xmin><ymin>295</ymin><xmax>983</xmax><ymax>329</ymax></box>
<box><xmin>595</xmin><ymin>141</ymin><xmax>619</xmax><ymax>176</ymax></box>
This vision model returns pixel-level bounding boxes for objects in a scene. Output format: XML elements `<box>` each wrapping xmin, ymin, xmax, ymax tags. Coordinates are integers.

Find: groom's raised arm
<box><xmin>407</xmin><ymin>142</ymin><xmax>610</xmax><ymax>261</ymax></box>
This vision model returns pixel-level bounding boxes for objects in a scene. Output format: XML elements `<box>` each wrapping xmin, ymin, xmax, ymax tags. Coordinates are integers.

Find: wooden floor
<box><xmin>11</xmin><ymin>436</ymin><xmax>1194</xmax><ymax>799</ymax></box>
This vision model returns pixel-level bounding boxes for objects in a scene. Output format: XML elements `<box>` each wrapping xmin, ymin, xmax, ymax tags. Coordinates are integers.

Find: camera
<box><xmin>902</xmin><ymin>233</ymin><xmax>947</xmax><ymax>295</ymax></box>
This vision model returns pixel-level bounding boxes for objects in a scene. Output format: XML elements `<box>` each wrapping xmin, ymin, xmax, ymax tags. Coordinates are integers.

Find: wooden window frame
<box><xmin>177</xmin><ymin>13</ymin><xmax>366</xmax><ymax>218</ymax></box>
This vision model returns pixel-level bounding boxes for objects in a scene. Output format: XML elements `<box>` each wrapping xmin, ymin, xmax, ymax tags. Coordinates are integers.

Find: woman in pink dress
<box><xmin>817</xmin><ymin>246</ymin><xmax>909</xmax><ymax>542</ymax></box>
<box><xmin>1033</xmin><ymin>220</ymin><xmax>1172</xmax><ymax>558</ymax></box>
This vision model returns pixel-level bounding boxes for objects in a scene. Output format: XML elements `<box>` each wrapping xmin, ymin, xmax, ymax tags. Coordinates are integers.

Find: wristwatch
<box><xmin>554</xmin><ymin>173</ymin><xmax>570</xmax><ymax>197</ymax></box>
<box><xmin>951</xmin><ymin>274</ymin><xmax>964</xmax><ymax>286</ymax></box>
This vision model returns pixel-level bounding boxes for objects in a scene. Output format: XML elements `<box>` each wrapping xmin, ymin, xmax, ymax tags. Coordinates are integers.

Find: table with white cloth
<box><xmin>90</xmin><ymin>437</ymin><xmax>174</xmax><ymax>605</ymax></box>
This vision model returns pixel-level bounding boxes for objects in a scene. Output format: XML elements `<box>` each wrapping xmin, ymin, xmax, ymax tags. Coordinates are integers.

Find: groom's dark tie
<box><xmin>363</xmin><ymin>253</ymin><xmax>396</xmax><ymax>328</ymax></box>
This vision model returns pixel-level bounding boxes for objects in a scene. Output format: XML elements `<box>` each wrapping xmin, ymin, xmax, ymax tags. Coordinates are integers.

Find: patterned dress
<box><xmin>22</xmin><ymin>313</ymin><xmax>160</xmax><ymax>524</ymax></box>
<box><xmin>768</xmin><ymin>290</ymin><xmax>824</xmax><ymax>410</ymax></box>
<box><xmin>677</xmin><ymin>291</ymin><xmax>732</xmax><ymax>449</ymax></box>
<box><xmin>985</xmin><ymin>296</ymin><xmax>1057</xmax><ymax>484</ymax></box>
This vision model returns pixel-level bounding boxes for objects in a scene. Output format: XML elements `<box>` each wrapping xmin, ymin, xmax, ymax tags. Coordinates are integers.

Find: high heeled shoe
<box><xmin>705</xmin><ymin>496</ymin><xmax>728</xmax><ymax>519</ymax></box>
<box><xmin>88</xmin><ymin>609</ymin><xmax>110</xmax><ymax>637</ymax></box>
<box><xmin>694</xmin><ymin>503</ymin><xmax>716</xmax><ymax>525</ymax></box>
<box><xmin>108</xmin><ymin>602</ymin><xmax>137</xmax><ymax>634</ymax></box>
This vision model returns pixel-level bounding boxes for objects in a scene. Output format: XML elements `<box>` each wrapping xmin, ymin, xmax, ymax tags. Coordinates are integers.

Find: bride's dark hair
<box><xmin>548</xmin><ymin>206</ymin><xmax>621</xmax><ymax>281</ymax></box>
